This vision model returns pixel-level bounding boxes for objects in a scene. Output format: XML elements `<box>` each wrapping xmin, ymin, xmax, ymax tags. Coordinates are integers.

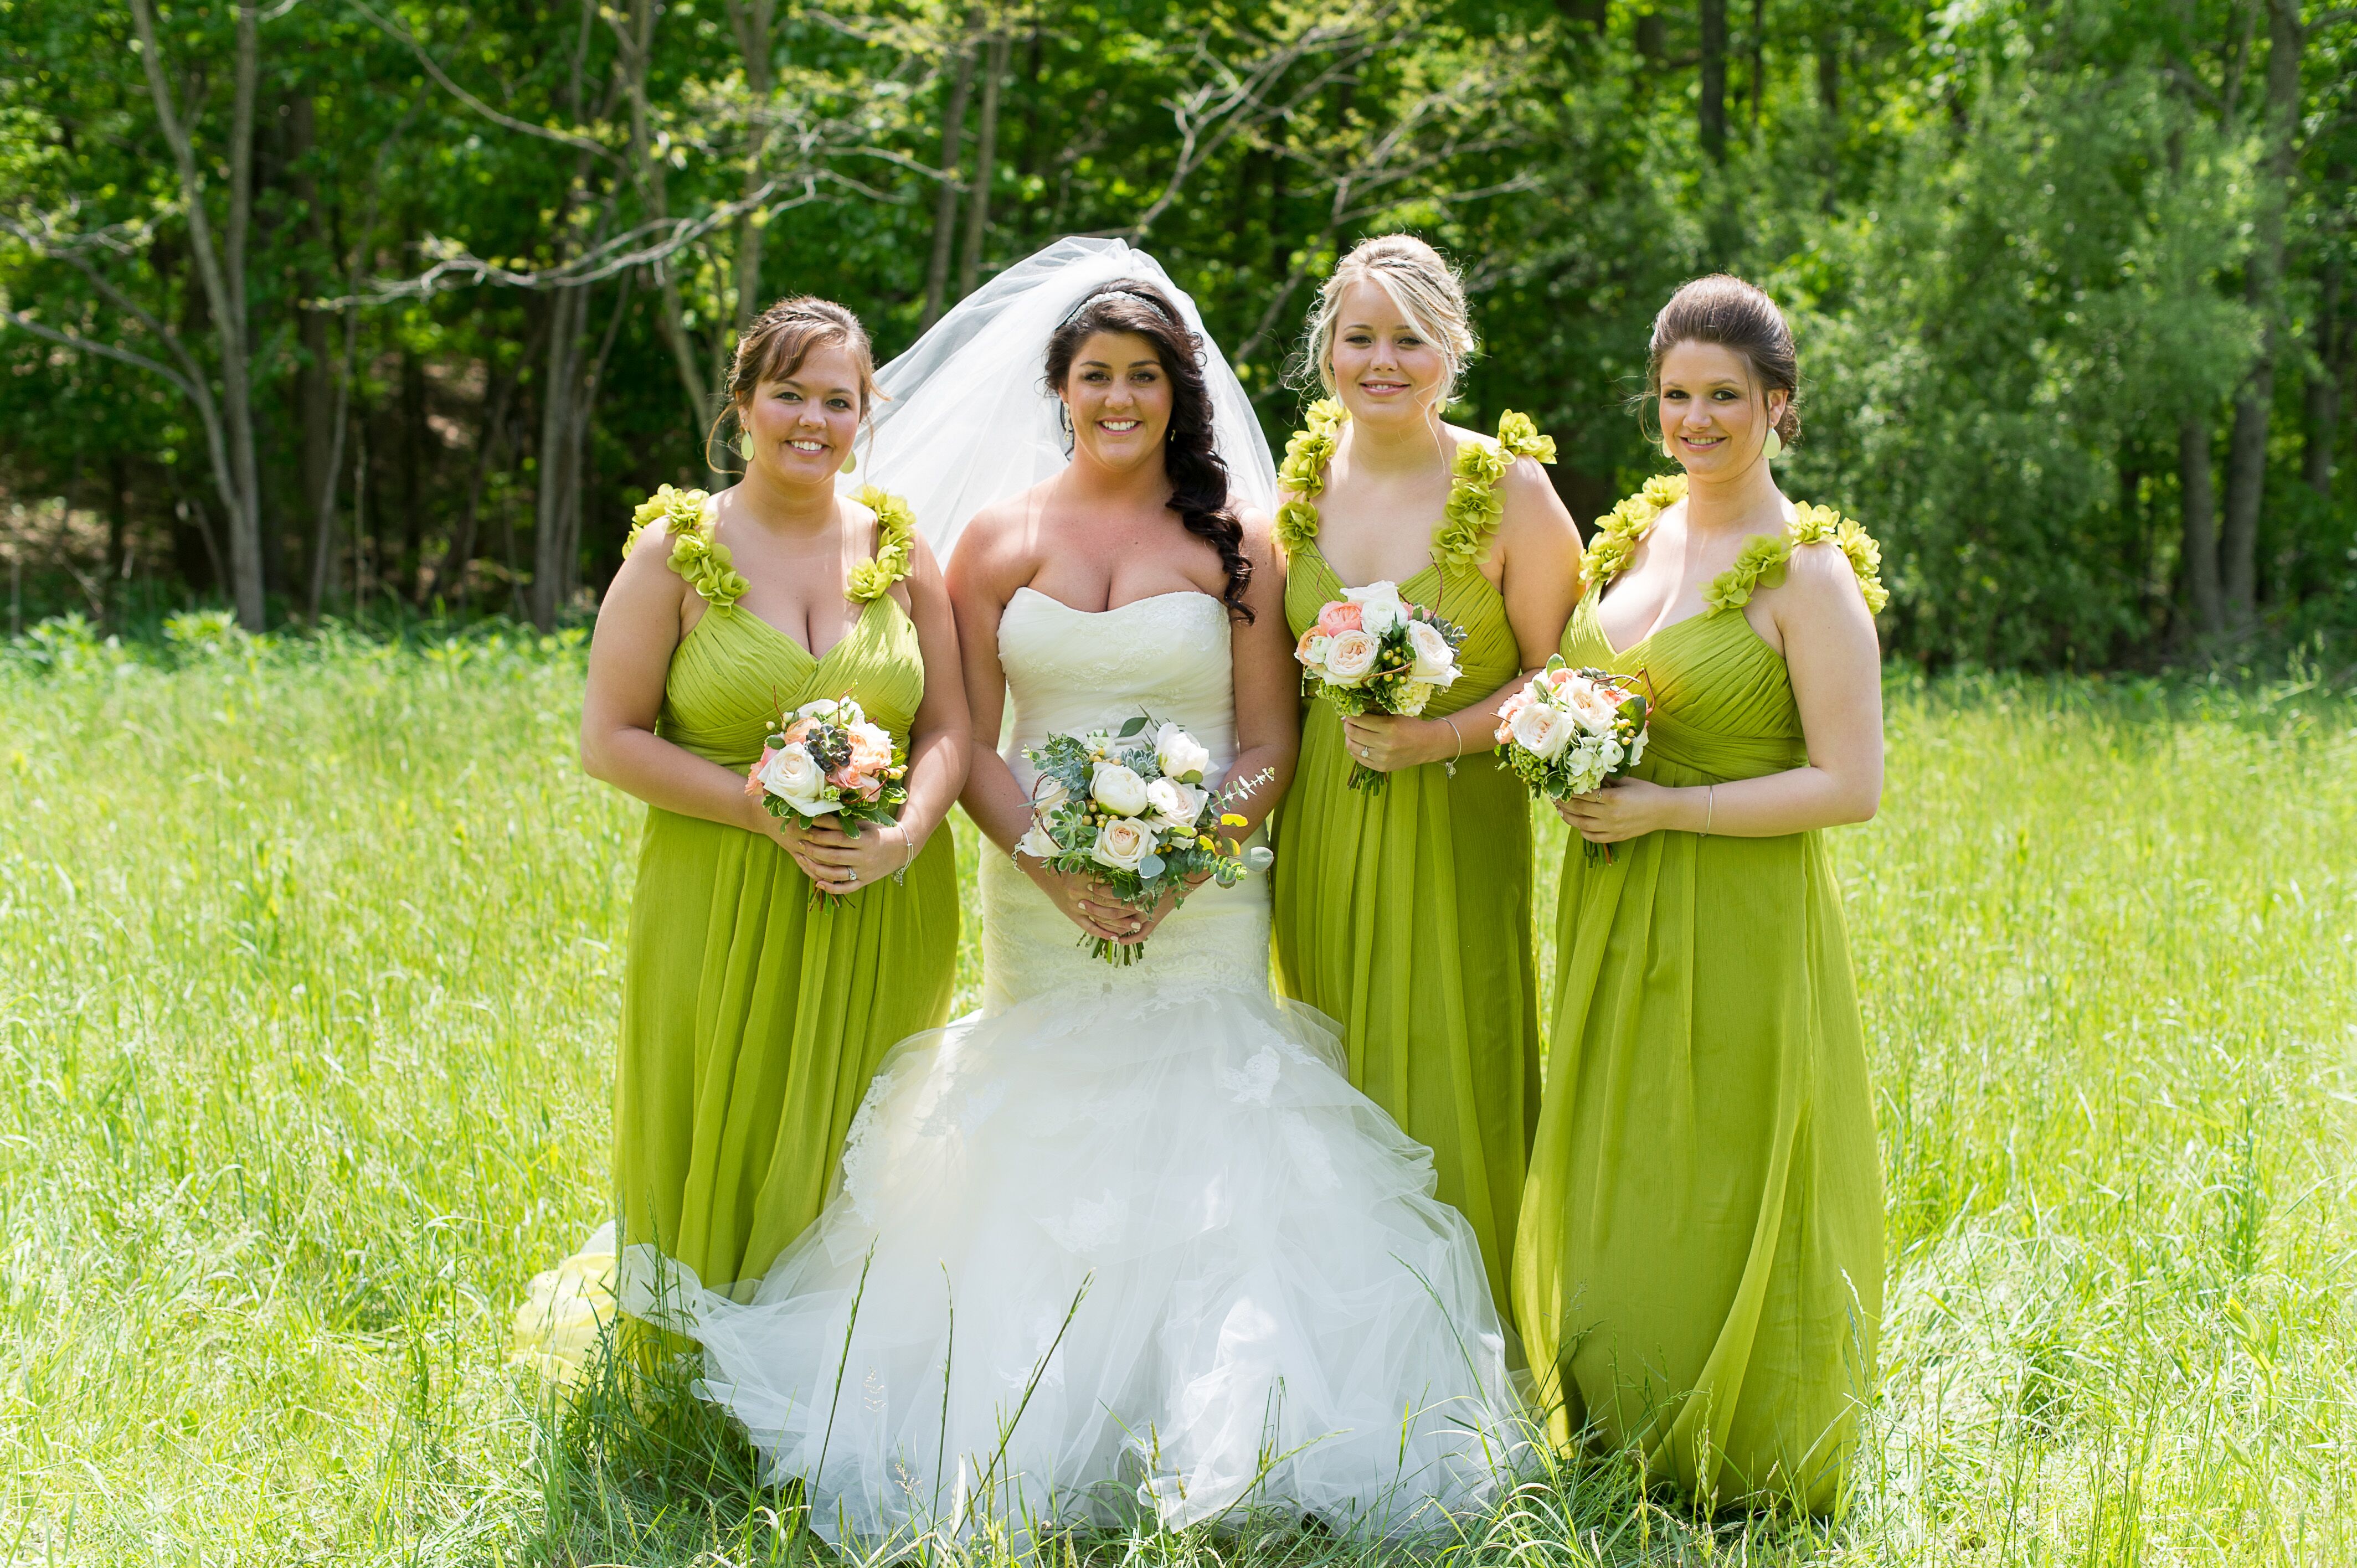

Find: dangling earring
<box><xmin>1762</xmin><ymin>429</ymin><xmax>1783</xmax><ymax>461</ymax></box>
<box><xmin>1661</xmin><ymin>433</ymin><xmax>1676</xmax><ymax>461</ymax></box>
<box><xmin>737</xmin><ymin>430</ymin><xmax>755</xmax><ymax>462</ymax></box>
<box><xmin>841</xmin><ymin>450</ymin><xmax>857</xmax><ymax>474</ymax></box>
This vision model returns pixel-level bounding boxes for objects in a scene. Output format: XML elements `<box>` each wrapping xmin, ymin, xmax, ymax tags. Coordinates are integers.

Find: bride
<box><xmin>624</xmin><ymin>239</ymin><xmax>1521</xmax><ymax>1543</ymax></box>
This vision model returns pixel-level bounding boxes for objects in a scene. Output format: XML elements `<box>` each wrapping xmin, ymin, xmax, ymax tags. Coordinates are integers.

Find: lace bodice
<box><xmin>980</xmin><ymin>587</ymin><xmax>1269</xmax><ymax>1012</ymax></box>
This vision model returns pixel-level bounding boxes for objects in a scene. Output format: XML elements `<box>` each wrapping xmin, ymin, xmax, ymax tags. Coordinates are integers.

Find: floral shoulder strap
<box><xmin>624</xmin><ymin>484</ymin><xmax>746</xmax><ymax>607</ymax></box>
<box><xmin>1704</xmin><ymin>503</ymin><xmax>1890</xmax><ymax>614</ymax></box>
<box><xmin>1272</xmin><ymin>400</ymin><xmax>1558</xmax><ymax>573</ymax></box>
<box><xmin>1435</xmin><ymin>409</ymin><xmax>1557</xmax><ymax>574</ymax></box>
<box><xmin>1581</xmin><ymin>472</ymin><xmax>1888</xmax><ymax>614</ymax></box>
<box><xmin>844</xmin><ymin>486</ymin><xmax>917</xmax><ymax>603</ymax></box>
<box><xmin>621</xmin><ymin>482</ymin><xmax>920</xmax><ymax>607</ymax></box>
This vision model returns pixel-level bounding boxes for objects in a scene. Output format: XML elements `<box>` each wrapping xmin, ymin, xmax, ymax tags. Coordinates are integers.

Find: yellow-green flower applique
<box><xmin>624</xmin><ymin>485</ymin><xmax>747</xmax><ymax>607</ymax></box>
<box><xmin>846</xmin><ymin>486</ymin><xmax>918</xmax><ymax>603</ymax></box>
<box><xmin>1583</xmin><ymin>472</ymin><xmax>1685</xmax><ymax>589</ymax></box>
<box><xmin>1273</xmin><ymin>399</ymin><xmax>1347</xmax><ymax>557</ymax></box>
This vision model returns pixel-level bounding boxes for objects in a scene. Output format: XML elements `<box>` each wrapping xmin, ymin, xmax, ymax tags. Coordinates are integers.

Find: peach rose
<box><xmin>1315</xmin><ymin>599</ymin><xmax>1363</xmax><ymax>636</ymax></box>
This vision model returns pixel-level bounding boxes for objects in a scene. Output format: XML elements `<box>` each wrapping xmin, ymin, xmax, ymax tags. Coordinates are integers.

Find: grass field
<box><xmin>2</xmin><ymin>620</ymin><xmax>2353</xmax><ymax>1566</ymax></box>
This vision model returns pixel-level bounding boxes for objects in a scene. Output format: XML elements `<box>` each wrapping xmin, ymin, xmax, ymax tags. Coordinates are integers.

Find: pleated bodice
<box><xmin>659</xmin><ymin>595</ymin><xmax>925</xmax><ymax>771</ymax></box>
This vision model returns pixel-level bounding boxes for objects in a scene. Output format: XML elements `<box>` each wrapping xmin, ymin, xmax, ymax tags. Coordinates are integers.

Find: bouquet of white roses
<box><xmin>1293</xmin><ymin>580</ymin><xmax>1465</xmax><ymax>793</ymax></box>
<box><xmin>745</xmin><ymin>695</ymin><xmax>909</xmax><ymax>904</ymax></box>
<box><xmin>1494</xmin><ymin>657</ymin><xmax>1652</xmax><ymax>864</ymax></box>
<box><xmin>1015</xmin><ymin>713</ymin><xmax>1274</xmax><ymax>966</ymax></box>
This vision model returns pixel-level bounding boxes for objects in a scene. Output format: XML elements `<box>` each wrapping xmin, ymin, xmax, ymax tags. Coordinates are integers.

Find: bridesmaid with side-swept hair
<box><xmin>1516</xmin><ymin>275</ymin><xmax>1886</xmax><ymax>1512</ymax></box>
<box><xmin>1269</xmin><ymin>235</ymin><xmax>1583</xmax><ymax>1307</ymax></box>
<box><xmin>581</xmin><ymin>297</ymin><xmax>967</xmax><ymax>1304</ymax></box>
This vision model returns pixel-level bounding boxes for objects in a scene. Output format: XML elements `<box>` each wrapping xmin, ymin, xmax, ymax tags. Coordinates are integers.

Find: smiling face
<box><xmin>1656</xmin><ymin>339</ymin><xmax>1788</xmax><ymax>479</ymax></box>
<box><xmin>739</xmin><ymin>338</ymin><xmax>864</xmax><ymax>488</ymax></box>
<box><xmin>1326</xmin><ymin>280</ymin><xmax>1449</xmax><ymax>427</ymax></box>
<box><xmin>1059</xmin><ymin>330</ymin><xmax>1173</xmax><ymax>470</ymax></box>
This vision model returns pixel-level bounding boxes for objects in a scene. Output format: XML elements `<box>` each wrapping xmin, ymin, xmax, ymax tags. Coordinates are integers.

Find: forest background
<box><xmin>0</xmin><ymin>0</ymin><xmax>2353</xmax><ymax>670</ymax></box>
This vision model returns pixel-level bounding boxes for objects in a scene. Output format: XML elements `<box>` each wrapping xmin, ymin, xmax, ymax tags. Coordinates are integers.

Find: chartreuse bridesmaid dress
<box><xmin>613</xmin><ymin>486</ymin><xmax>957</xmax><ymax>1303</ymax></box>
<box><xmin>1270</xmin><ymin>401</ymin><xmax>1555</xmax><ymax>1307</ymax></box>
<box><xmin>1513</xmin><ymin>473</ymin><xmax>1888</xmax><ymax>1512</ymax></box>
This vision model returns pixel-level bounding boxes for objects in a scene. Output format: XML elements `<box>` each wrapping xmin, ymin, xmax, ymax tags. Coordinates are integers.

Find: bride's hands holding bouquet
<box><xmin>1019</xmin><ymin>856</ymin><xmax>1145</xmax><ymax>945</ymax></box>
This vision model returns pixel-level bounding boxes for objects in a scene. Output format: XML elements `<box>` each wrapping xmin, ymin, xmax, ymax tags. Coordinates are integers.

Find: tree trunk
<box><xmin>922</xmin><ymin>12</ymin><xmax>981</xmax><ymax>328</ymax></box>
<box><xmin>531</xmin><ymin>284</ymin><xmax>591</xmax><ymax>630</ymax></box>
<box><xmin>126</xmin><ymin>0</ymin><xmax>267</xmax><ymax>628</ymax></box>
<box><xmin>957</xmin><ymin>27</ymin><xmax>1011</xmax><ymax>298</ymax></box>
<box><xmin>2218</xmin><ymin>0</ymin><xmax>2303</xmax><ymax>629</ymax></box>
<box><xmin>727</xmin><ymin>0</ymin><xmax>779</xmax><ymax>336</ymax></box>
<box><xmin>2305</xmin><ymin>256</ymin><xmax>2344</xmax><ymax>498</ymax></box>
<box><xmin>2179</xmin><ymin>415</ymin><xmax>2225</xmax><ymax>638</ymax></box>
<box><xmin>1749</xmin><ymin>0</ymin><xmax>1764</xmax><ymax>134</ymax></box>
<box><xmin>1700</xmin><ymin>0</ymin><xmax>1728</xmax><ymax>162</ymax></box>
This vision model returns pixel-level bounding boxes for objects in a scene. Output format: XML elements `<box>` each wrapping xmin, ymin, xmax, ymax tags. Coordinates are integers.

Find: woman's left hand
<box><xmin>794</xmin><ymin>819</ymin><xmax>918</xmax><ymax>898</ymax></box>
<box><xmin>1341</xmin><ymin>712</ymin><xmax>1453</xmax><ymax>773</ymax></box>
<box><xmin>1555</xmin><ymin>777</ymin><xmax>1676</xmax><ymax>844</ymax></box>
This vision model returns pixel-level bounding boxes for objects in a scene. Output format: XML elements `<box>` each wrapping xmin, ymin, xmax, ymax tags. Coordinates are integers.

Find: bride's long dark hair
<box><xmin>1044</xmin><ymin>284</ymin><xmax>1253</xmax><ymax>623</ymax></box>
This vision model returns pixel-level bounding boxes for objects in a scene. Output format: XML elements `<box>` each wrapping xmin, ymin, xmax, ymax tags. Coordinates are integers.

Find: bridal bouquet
<box><xmin>1293</xmin><ymin>581</ymin><xmax>1465</xmax><ymax>793</ymax></box>
<box><xmin>1494</xmin><ymin>658</ymin><xmax>1651</xmax><ymax>864</ymax></box>
<box><xmin>1016</xmin><ymin>714</ymin><xmax>1274</xmax><ymax>966</ymax></box>
<box><xmin>745</xmin><ymin>695</ymin><xmax>908</xmax><ymax>904</ymax></box>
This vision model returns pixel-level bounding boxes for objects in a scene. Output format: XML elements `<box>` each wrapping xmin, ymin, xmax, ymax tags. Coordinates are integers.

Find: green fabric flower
<box><xmin>846</xmin><ymin>485</ymin><xmax>917</xmax><ymax>603</ymax></box>
<box><xmin>1701</xmin><ymin>503</ymin><xmax>1890</xmax><ymax>615</ymax></box>
<box><xmin>1583</xmin><ymin>472</ymin><xmax>1684</xmax><ymax>589</ymax></box>
<box><xmin>622</xmin><ymin>486</ymin><xmax>747</xmax><ymax>607</ymax></box>
<box><xmin>1273</xmin><ymin>399</ymin><xmax>1346</xmax><ymax>556</ymax></box>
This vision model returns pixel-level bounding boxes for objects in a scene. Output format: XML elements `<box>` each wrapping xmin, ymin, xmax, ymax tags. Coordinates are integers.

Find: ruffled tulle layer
<box><xmin>621</xmin><ymin>978</ymin><xmax>1526</xmax><ymax>1545</ymax></box>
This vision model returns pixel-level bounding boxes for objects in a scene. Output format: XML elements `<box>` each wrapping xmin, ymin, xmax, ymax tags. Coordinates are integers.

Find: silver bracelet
<box><xmin>1701</xmin><ymin>784</ymin><xmax>1715</xmax><ymax>838</ymax></box>
<box><xmin>892</xmin><ymin>824</ymin><xmax>915</xmax><ymax>886</ymax></box>
<box><xmin>1441</xmin><ymin>715</ymin><xmax>1464</xmax><ymax>777</ymax></box>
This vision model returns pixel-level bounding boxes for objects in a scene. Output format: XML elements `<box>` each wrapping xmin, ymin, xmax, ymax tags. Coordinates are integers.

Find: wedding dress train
<box><xmin>622</xmin><ymin>586</ymin><xmax>1524</xmax><ymax>1543</ymax></box>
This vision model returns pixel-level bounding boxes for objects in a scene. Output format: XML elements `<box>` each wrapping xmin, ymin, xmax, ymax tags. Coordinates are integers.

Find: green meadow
<box><xmin>2</xmin><ymin>622</ymin><xmax>2352</xmax><ymax>1566</ymax></box>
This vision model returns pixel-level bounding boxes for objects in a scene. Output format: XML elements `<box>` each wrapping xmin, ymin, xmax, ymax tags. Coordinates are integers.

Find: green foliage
<box><xmin>0</xmin><ymin>0</ymin><xmax>2352</xmax><ymax>663</ymax></box>
<box><xmin>2</xmin><ymin>642</ymin><xmax>2353</xmax><ymax>1560</ymax></box>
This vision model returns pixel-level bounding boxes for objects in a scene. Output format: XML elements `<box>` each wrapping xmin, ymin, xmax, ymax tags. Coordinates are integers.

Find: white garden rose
<box><xmin>1322</xmin><ymin>628</ymin><xmax>1379</xmax><ymax>683</ymax></box>
<box><xmin>1404</xmin><ymin>618</ymin><xmax>1458</xmax><ymax>683</ymax></box>
<box><xmin>1016</xmin><ymin>819</ymin><xmax>1062</xmax><ymax>861</ymax></box>
<box><xmin>1347</xmin><ymin>581</ymin><xmax>1407</xmax><ymax>636</ymax></box>
<box><xmin>758</xmin><ymin>741</ymin><xmax>833</xmax><ymax>815</ymax></box>
<box><xmin>1089</xmin><ymin>817</ymin><xmax>1153</xmax><ymax>873</ymax></box>
<box><xmin>1509</xmin><ymin>700</ymin><xmax>1575</xmax><ymax>762</ymax></box>
<box><xmin>1153</xmin><ymin>722</ymin><xmax>1212</xmax><ymax>784</ymax></box>
<box><xmin>795</xmin><ymin>698</ymin><xmax>841</xmax><ymax>721</ymax></box>
<box><xmin>1143</xmin><ymin>776</ymin><xmax>1207</xmax><ymax>833</ymax></box>
<box><xmin>1089</xmin><ymin>761</ymin><xmax>1150</xmax><ymax>816</ymax></box>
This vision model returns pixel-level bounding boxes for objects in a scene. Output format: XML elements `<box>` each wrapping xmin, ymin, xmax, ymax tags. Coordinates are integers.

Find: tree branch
<box><xmin>345</xmin><ymin>0</ymin><xmax>618</xmax><ymax>161</ymax></box>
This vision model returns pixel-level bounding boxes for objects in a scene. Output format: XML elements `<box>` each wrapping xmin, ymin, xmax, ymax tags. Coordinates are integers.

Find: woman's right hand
<box><xmin>1022</xmin><ymin>857</ymin><xmax>1144</xmax><ymax>943</ymax></box>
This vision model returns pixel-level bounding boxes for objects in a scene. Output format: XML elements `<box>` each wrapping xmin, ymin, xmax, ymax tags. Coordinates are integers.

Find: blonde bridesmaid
<box><xmin>1268</xmin><ymin>235</ymin><xmax>1582</xmax><ymax>1306</ymax></box>
<box><xmin>1515</xmin><ymin>275</ymin><xmax>1886</xmax><ymax>1511</ymax></box>
<box><xmin>581</xmin><ymin>298</ymin><xmax>967</xmax><ymax>1303</ymax></box>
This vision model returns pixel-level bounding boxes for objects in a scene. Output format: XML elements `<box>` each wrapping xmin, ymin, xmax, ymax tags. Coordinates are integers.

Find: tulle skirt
<box><xmin>620</xmin><ymin>970</ymin><xmax>1526</xmax><ymax>1545</ymax></box>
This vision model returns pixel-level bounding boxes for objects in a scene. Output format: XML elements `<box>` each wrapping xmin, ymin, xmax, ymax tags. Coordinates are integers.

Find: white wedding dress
<box><xmin>624</xmin><ymin>586</ymin><xmax>1524</xmax><ymax>1544</ymax></box>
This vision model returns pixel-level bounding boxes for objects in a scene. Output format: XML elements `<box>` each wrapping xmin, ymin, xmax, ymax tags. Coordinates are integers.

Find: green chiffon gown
<box><xmin>1513</xmin><ymin>474</ymin><xmax>1887</xmax><ymax>1511</ymax></box>
<box><xmin>1270</xmin><ymin>402</ymin><xmax>1556</xmax><ymax>1306</ymax></box>
<box><xmin>612</xmin><ymin>486</ymin><xmax>957</xmax><ymax>1301</ymax></box>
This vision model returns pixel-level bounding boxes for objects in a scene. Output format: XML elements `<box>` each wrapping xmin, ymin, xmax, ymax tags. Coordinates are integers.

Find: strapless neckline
<box><xmin>1009</xmin><ymin>584</ymin><xmax>1222</xmax><ymax>618</ymax></box>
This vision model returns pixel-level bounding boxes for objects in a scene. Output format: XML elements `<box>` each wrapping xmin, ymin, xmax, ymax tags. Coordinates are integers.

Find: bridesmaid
<box><xmin>1269</xmin><ymin>235</ymin><xmax>1582</xmax><ymax>1307</ymax></box>
<box><xmin>581</xmin><ymin>297</ymin><xmax>967</xmax><ymax>1304</ymax></box>
<box><xmin>1514</xmin><ymin>275</ymin><xmax>1886</xmax><ymax>1511</ymax></box>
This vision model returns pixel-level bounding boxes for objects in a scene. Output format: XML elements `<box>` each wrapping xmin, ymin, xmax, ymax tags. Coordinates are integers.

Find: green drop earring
<box><xmin>738</xmin><ymin>430</ymin><xmax>755</xmax><ymax>462</ymax></box>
